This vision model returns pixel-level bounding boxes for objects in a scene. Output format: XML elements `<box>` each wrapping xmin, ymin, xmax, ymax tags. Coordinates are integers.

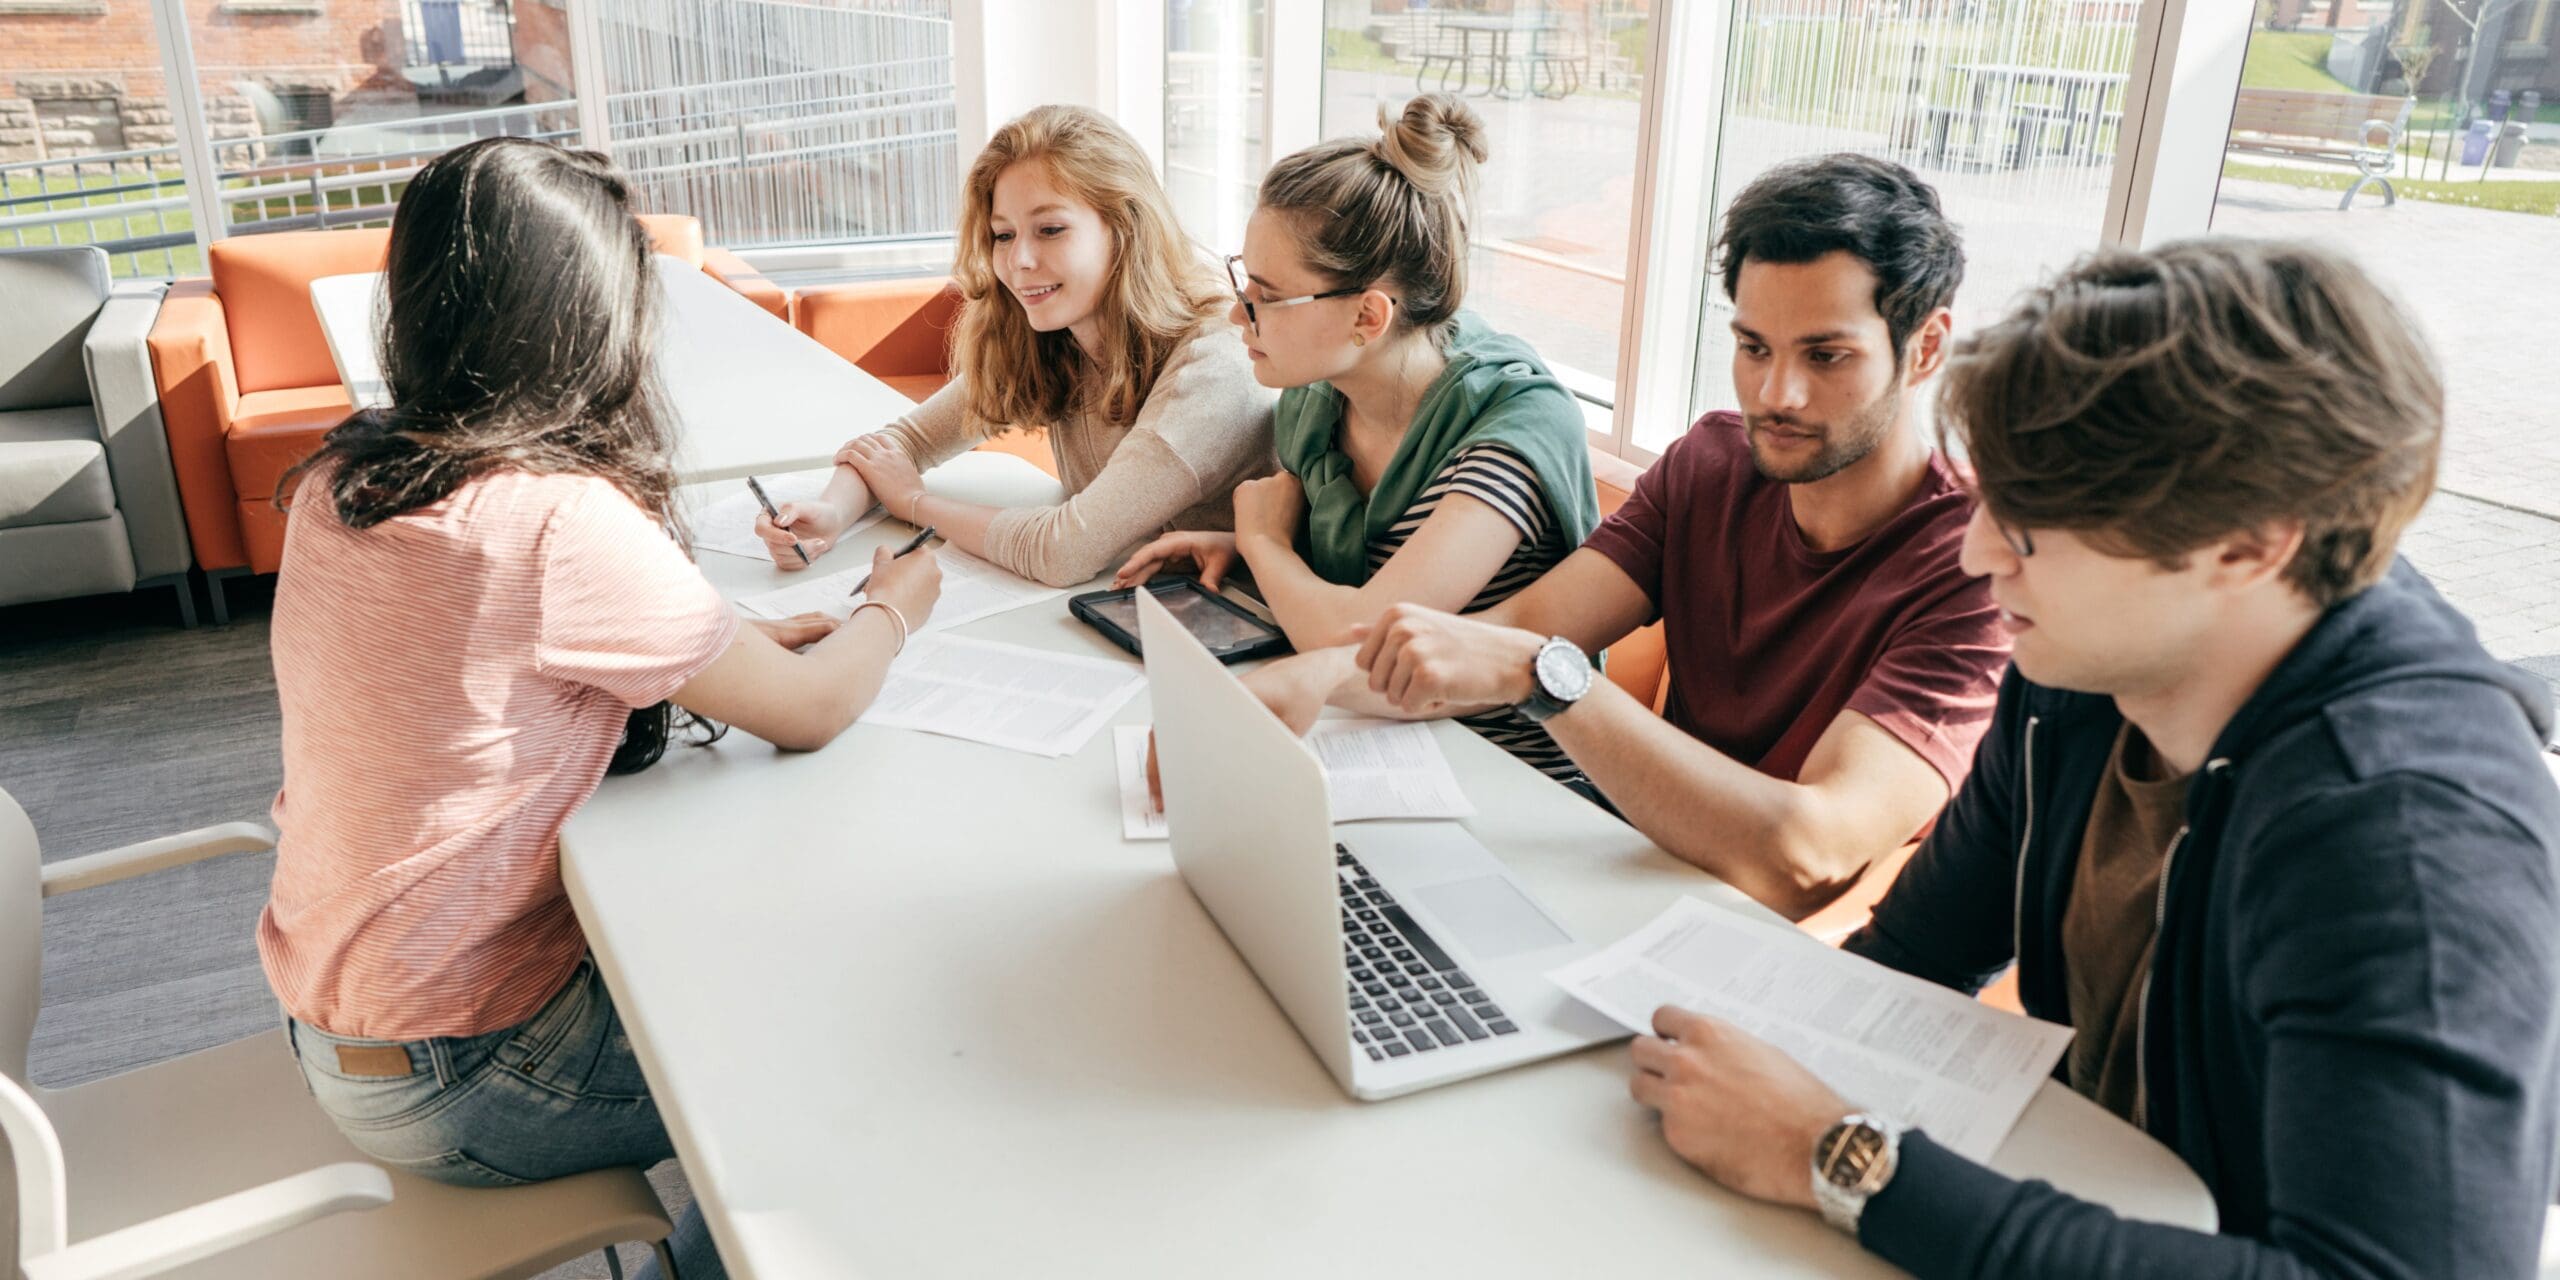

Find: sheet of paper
<box><xmin>1307</xmin><ymin>719</ymin><xmax>1475</xmax><ymax>822</ymax></box>
<box><xmin>686</xmin><ymin>468</ymin><xmax>884</xmax><ymax>563</ymax></box>
<box><xmin>736</xmin><ymin>544</ymin><xmax>1069</xmax><ymax>635</ymax></box>
<box><xmin>1113</xmin><ymin>719</ymin><xmax>1474</xmax><ymax>840</ymax></box>
<box><xmin>1548</xmin><ymin>897</ymin><xmax>2073</xmax><ymax>1162</ymax></box>
<box><xmin>1116</xmin><ymin>726</ymin><xmax>1170</xmax><ymax>839</ymax></box>
<box><xmin>864</xmin><ymin>634</ymin><xmax>1143</xmax><ymax>757</ymax></box>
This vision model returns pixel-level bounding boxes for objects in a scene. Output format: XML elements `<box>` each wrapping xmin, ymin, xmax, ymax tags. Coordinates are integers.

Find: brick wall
<box><xmin>0</xmin><ymin>1</ymin><xmax>546</xmax><ymax>162</ymax></box>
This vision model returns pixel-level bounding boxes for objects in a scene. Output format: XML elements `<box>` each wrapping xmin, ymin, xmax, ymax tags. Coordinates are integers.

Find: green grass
<box><xmin>2240</xmin><ymin>29</ymin><xmax>2353</xmax><ymax>94</ymax></box>
<box><xmin>2220</xmin><ymin>159</ymin><xmax>2560</xmax><ymax>215</ymax></box>
<box><xmin>2</xmin><ymin>171</ymin><xmax>200</xmax><ymax>278</ymax></box>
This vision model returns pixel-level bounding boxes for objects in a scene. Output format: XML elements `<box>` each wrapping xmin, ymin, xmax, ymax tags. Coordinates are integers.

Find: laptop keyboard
<box><xmin>1339</xmin><ymin>844</ymin><xmax>1521</xmax><ymax>1062</ymax></box>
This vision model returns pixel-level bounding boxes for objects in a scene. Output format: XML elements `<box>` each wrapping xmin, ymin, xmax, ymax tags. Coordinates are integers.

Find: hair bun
<box><xmin>1374</xmin><ymin>93</ymin><xmax>1488</xmax><ymax>201</ymax></box>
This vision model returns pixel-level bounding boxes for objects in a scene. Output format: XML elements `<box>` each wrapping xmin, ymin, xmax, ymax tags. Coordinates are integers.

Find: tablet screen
<box><xmin>1089</xmin><ymin>584</ymin><xmax>1274</xmax><ymax>651</ymax></box>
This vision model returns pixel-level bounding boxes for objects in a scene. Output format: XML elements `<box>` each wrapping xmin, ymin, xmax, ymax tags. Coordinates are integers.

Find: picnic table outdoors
<box><xmin>1918</xmin><ymin>62</ymin><xmax>2130</xmax><ymax>170</ymax></box>
<box><xmin>1416</xmin><ymin>11</ymin><xmax>1579</xmax><ymax>101</ymax></box>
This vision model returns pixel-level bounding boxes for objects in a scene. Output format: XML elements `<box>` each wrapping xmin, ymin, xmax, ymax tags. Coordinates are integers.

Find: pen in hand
<box><xmin>851</xmin><ymin>525</ymin><xmax>938</xmax><ymax>599</ymax></box>
<box><xmin>745</xmin><ymin>475</ymin><xmax>809</xmax><ymax>566</ymax></box>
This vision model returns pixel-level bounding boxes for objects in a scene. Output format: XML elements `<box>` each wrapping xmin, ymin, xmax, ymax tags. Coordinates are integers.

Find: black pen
<box><xmin>851</xmin><ymin>525</ymin><xmax>938</xmax><ymax>598</ymax></box>
<box><xmin>744</xmin><ymin>475</ymin><xmax>809</xmax><ymax>565</ymax></box>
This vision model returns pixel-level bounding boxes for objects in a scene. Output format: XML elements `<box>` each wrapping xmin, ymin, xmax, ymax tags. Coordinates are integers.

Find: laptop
<box><xmin>1137</xmin><ymin>589</ymin><xmax>1626</xmax><ymax>1101</ymax></box>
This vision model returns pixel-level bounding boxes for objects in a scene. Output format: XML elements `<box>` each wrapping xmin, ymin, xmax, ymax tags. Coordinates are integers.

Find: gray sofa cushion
<box><xmin>0</xmin><ymin>405</ymin><xmax>115</xmax><ymax>528</ymax></box>
<box><xmin>0</xmin><ymin>246</ymin><xmax>111</xmax><ymax>413</ymax></box>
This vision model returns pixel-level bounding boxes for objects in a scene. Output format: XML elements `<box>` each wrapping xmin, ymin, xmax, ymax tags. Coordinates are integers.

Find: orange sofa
<box><xmin>791</xmin><ymin>277</ymin><xmax>1061</xmax><ymax>478</ymax></box>
<box><xmin>146</xmin><ymin>215</ymin><xmax>782</xmax><ymax>620</ymax></box>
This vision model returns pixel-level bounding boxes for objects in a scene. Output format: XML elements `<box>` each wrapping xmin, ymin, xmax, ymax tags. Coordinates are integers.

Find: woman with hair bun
<box><xmin>1119</xmin><ymin>94</ymin><xmax>1597</xmax><ymax>782</ymax></box>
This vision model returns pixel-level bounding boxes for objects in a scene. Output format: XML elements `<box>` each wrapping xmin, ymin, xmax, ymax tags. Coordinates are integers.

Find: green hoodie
<box><xmin>1273</xmin><ymin>312</ymin><xmax>1599</xmax><ymax>585</ymax></box>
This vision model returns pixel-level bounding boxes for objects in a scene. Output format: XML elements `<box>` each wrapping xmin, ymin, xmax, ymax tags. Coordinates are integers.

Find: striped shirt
<box><xmin>1364</xmin><ymin>443</ymin><xmax>1576</xmax><ymax>780</ymax></box>
<box><xmin>260</xmin><ymin>471</ymin><xmax>738</xmax><ymax>1040</ymax></box>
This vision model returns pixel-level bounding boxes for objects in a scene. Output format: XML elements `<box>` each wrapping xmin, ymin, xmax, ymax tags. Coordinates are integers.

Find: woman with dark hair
<box><xmin>259</xmin><ymin>137</ymin><xmax>936</xmax><ymax>1279</ymax></box>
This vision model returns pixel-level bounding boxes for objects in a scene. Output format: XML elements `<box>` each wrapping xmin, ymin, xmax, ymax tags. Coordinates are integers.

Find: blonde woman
<box><xmin>758</xmin><ymin>105</ymin><xmax>1277</xmax><ymax>587</ymax></box>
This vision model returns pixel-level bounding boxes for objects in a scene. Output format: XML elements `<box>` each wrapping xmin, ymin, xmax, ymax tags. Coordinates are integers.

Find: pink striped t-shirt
<box><xmin>260</xmin><ymin>469</ymin><xmax>738</xmax><ymax>1040</ymax></box>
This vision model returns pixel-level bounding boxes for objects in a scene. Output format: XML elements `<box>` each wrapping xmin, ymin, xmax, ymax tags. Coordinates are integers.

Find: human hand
<box><xmin>1351</xmin><ymin>604</ymin><xmax>1546</xmax><ymax>715</ymax></box>
<box><xmin>1240</xmin><ymin>653</ymin><xmax>1334</xmax><ymax>738</ymax></box>
<box><xmin>1230</xmin><ymin>471</ymin><xmax>1306</xmax><ymax>547</ymax></box>
<box><xmin>1629</xmin><ymin>1006</ymin><xmax>1846</xmax><ymax>1211</ymax></box>
<box><xmin>746</xmin><ymin>611</ymin><xmax>840</xmax><ymax>650</ymax></box>
<box><xmin>861</xmin><ymin>542</ymin><xmax>942</xmax><ymax>629</ymax></box>
<box><xmin>839</xmin><ymin>434</ymin><xmax>926</xmax><ymax>524</ymax></box>
<box><xmin>1111</xmin><ymin>530</ymin><xmax>1243</xmax><ymax>593</ymax></box>
<box><xmin>755</xmin><ymin>499</ymin><xmax>854</xmax><ymax>571</ymax></box>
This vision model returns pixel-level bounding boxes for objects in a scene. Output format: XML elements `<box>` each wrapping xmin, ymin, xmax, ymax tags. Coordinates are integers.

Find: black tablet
<box><xmin>1070</xmin><ymin>576</ymin><xmax>1291</xmax><ymax>663</ymax></box>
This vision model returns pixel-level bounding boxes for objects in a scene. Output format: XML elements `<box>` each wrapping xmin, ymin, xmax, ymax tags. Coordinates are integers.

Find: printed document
<box><xmin>866</xmin><ymin>635</ymin><xmax>1143</xmax><ymax>757</ymax></box>
<box><xmin>738</xmin><ymin>544</ymin><xmax>1068</xmax><ymax>635</ymax></box>
<box><xmin>1548</xmin><ymin>897</ymin><xmax>2073</xmax><ymax>1161</ymax></box>
<box><xmin>1115</xmin><ymin>719</ymin><xmax>1475</xmax><ymax>839</ymax></box>
<box><xmin>687</xmin><ymin>468</ymin><xmax>883</xmax><ymax>563</ymax></box>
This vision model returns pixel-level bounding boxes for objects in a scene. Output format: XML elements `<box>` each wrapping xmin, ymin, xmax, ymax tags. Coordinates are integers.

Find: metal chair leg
<box><xmin>205</xmin><ymin>567</ymin><xmax>252</xmax><ymax>626</ymax></box>
<box><xmin>652</xmin><ymin>1238</ymin><xmax>681</xmax><ymax>1280</ymax></box>
<box><xmin>604</xmin><ymin>1245</ymin><xmax>626</xmax><ymax>1280</ymax></box>
<box><xmin>136</xmin><ymin>572</ymin><xmax>196</xmax><ymax>627</ymax></box>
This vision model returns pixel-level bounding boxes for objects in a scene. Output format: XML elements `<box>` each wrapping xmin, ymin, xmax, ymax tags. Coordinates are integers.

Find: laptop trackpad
<box><xmin>1412</xmin><ymin>875</ymin><xmax>1572</xmax><ymax>961</ymax></box>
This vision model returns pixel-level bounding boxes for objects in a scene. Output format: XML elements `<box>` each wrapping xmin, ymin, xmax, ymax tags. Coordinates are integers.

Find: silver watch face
<box><xmin>1536</xmin><ymin>640</ymin><xmax>1592</xmax><ymax>701</ymax></box>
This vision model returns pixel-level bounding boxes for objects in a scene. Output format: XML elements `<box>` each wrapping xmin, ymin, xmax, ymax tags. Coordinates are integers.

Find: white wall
<box><xmin>954</xmin><ymin>0</ymin><xmax>1164</xmax><ymax>167</ymax></box>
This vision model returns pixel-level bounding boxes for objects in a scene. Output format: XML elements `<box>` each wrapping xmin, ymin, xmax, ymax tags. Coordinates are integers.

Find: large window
<box><xmin>0</xmin><ymin>3</ymin><xmax>207</xmax><ymax>275</ymax></box>
<box><xmin>599</xmin><ymin>0</ymin><xmax>959</xmax><ymax>249</ymax></box>
<box><xmin>1670</xmin><ymin>0</ymin><xmax>2142</xmax><ymax>452</ymax></box>
<box><xmin>1323</xmin><ymin>0</ymin><xmax>1654</xmax><ymax>403</ymax></box>
<box><xmin>0</xmin><ymin>0</ymin><xmax>959</xmax><ymax>278</ymax></box>
<box><xmin>2209</xmin><ymin>2</ymin><xmax>2560</xmax><ymax>661</ymax></box>
<box><xmin>1164</xmin><ymin>0</ymin><xmax>1267</xmax><ymax>249</ymax></box>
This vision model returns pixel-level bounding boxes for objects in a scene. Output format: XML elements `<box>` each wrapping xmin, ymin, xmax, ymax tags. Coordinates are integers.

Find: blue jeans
<box><xmin>286</xmin><ymin>957</ymin><xmax>725</xmax><ymax>1280</ymax></box>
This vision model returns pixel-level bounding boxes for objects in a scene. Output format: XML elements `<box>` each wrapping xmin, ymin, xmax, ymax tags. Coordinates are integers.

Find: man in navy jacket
<box><xmin>1624</xmin><ymin>238</ymin><xmax>2560</xmax><ymax>1277</ymax></box>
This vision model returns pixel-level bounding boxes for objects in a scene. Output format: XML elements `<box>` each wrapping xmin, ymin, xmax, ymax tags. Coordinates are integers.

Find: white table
<box><xmin>560</xmin><ymin>454</ymin><xmax>2215</xmax><ymax>1278</ymax></box>
<box><xmin>309</xmin><ymin>255</ymin><xmax>918</xmax><ymax>483</ymax></box>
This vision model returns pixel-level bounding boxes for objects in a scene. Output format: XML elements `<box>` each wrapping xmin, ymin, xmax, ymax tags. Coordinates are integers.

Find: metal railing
<box><xmin>0</xmin><ymin>3</ymin><xmax>956</xmax><ymax>276</ymax></box>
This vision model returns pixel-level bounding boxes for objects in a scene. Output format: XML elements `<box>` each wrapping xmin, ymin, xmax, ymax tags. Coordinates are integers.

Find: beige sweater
<box><xmin>880</xmin><ymin>325</ymin><xmax>1278</xmax><ymax>587</ymax></box>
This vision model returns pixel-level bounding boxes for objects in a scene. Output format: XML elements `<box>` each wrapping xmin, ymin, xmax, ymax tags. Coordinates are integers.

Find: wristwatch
<box><xmin>1516</xmin><ymin>636</ymin><xmax>1593</xmax><ymax>723</ymax></box>
<box><xmin>1811</xmin><ymin>1112</ymin><xmax>1905</xmax><ymax>1234</ymax></box>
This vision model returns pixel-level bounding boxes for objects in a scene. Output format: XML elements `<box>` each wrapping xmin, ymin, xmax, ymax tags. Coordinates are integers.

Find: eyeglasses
<box><xmin>1225</xmin><ymin>254</ymin><xmax>1363</xmax><ymax>337</ymax></box>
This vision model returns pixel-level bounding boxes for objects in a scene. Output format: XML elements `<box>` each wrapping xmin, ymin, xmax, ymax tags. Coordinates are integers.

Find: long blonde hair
<box><xmin>951</xmin><ymin>105</ymin><xmax>1226</xmax><ymax>431</ymax></box>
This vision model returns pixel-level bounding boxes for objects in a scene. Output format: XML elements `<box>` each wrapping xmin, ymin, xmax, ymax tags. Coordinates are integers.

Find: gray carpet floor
<box><xmin>1</xmin><ymin>579</ymin><xmax>690</xmax><ymax>1278</ymax></box>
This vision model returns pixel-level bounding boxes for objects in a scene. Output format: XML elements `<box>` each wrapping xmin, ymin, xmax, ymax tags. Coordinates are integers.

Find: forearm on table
<box><xmin>818</xmin><ymin>464</ymin><xmax>876</xmax><ymax>522</ymax></box>
<box><xmin>983</xmin><ymin>439</ymin><xmax>1208</xmax><ymax>587</ymax></box>
<box><xmin>906</xmin><ymin>490</ymin><xmax>1003</xmax><ymax>561</ymax></box>
<box><xmin>1543</xmin><ymin>688</ymin><xmax>1866</xmax><ymax>918</ymax></box>
<box><xmin>1284</xmin><ymin>645</ymin><xmax>1502</xmax><ymax>722</ymax></box>
<box><xmin>1239</xmin><ymin>535</ymin><xmax>1392</xmax><ymax>651</ymax></box>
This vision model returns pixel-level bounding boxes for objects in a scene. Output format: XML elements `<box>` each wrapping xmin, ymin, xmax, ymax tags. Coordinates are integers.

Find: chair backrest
<box><xmin>207</xmin><ymin>229</ymin><xmax>393</xmax><ymax>396</ymax></box>
<box><xmin>0</xmin><ymin>246</ymin><xmax>111</xmax><ymax>414</ymax></box>
<box><xmin>1</xmin><ymin>1069</ymin><xmax>69</xmax><ymax>1264</ymax></box>
<box><xmin>0</xmin><ymin>787</ymin><xmax>42</xmax><ymax>1086</ymax></box>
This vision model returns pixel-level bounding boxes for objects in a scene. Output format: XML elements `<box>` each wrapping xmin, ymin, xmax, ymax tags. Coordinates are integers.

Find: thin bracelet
<box><xmin>904</xmin><ymin>490</ymin><xmax>930</xmax><ymax>527</ymax></box>
<box><xmin>849</xmin><ymin>599</ymin><xmax>909</xmax><ymax>654</ymax></box>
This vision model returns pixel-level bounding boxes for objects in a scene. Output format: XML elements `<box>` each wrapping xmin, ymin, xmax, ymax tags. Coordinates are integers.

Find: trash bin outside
<box><xmin>2463</xmin><ymin>119</ymin><xmax>2497</xmax><ymax>166</ymax></box>
<box><xmin>2495</xmin><ymin>120</ymin><xmax>2529</xmax><ymax>167</ymax></box>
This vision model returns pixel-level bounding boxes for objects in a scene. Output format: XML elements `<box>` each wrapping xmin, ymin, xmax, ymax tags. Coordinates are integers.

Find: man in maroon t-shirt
<box><xmin>1243</xmin><ymin>155</ymin><xmax>2009</xmax><ymax>918</ymax></box>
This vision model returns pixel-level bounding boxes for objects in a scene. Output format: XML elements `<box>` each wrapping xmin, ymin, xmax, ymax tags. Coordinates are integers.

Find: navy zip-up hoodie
<box><xmin>1842</xmin><ymin>560</ymin><xmax>2560</xmax><ymax>1278</ymax></box>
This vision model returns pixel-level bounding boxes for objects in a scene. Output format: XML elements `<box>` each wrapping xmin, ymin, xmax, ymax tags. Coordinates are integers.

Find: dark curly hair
<box><xmin>1714</xmin><ymin>152</ymin><xmax>1966</xmax><ymax>360</ymax></box>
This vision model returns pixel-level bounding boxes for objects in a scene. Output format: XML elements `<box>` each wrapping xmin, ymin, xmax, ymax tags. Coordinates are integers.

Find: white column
<box><xmin>1263</xmin><ymin>0</ymin><xmax>1325</xmax><ymax>163</ymax></box>
<box><xmin>952</xmin><ymin>0</ymin><xmax>1116</xmax><ymax>161</ymax></box>
<box><xmin>1608</xmin><ymin>0</ymin><xmax>1730</xmax><ymax>460</ymax></box>
<box><xmin>145</xmin><ymin>0</ymin><xmax>230</xmax><ymax>248</ymax></box>
<box><xmin>2101</xmin><ymin>0</ymin><xmax>2254</xmax><ymax>248</ymax></box>
<box><xmin>563</xmin><ymin>0</ymin><xmax>614</xmax><ymax>154</ymax></box>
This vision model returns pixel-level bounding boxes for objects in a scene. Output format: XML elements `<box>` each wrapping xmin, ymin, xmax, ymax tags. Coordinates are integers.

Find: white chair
<box><xmin>2</xmin><ymin>787</ymin><xmax>679</xmax><ymax>1279</ymax></box>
